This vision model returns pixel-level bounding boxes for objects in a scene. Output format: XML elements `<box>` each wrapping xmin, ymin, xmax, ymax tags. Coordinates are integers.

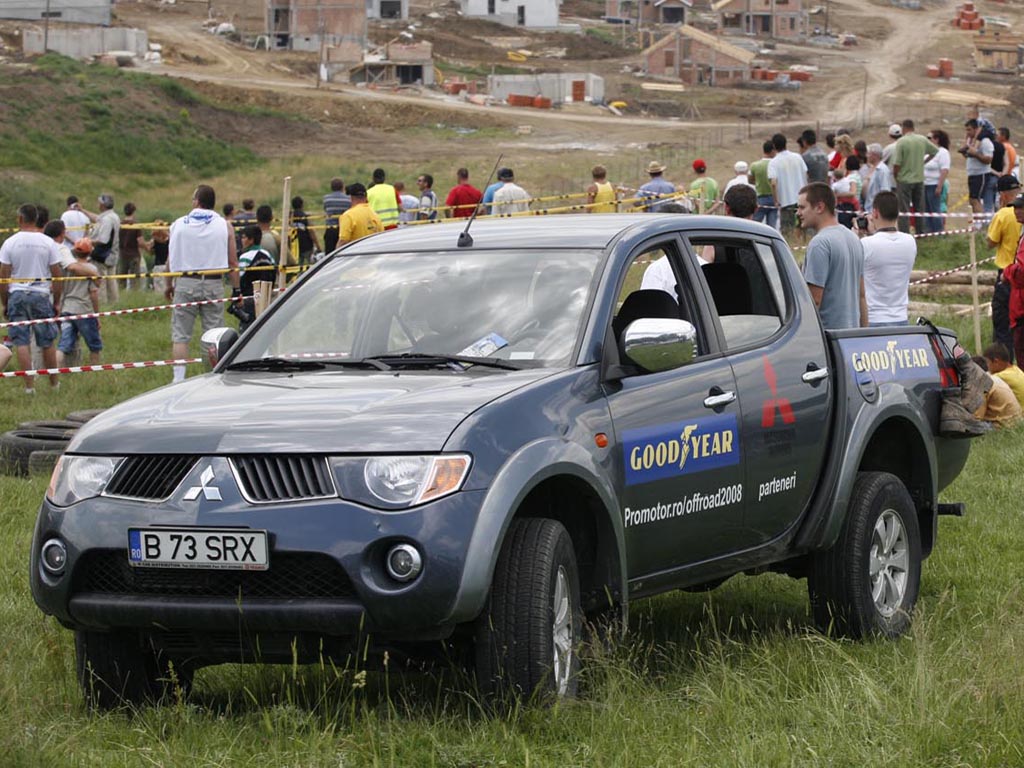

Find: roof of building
<box><xmin>654</xmin><ymin>0</ymin><xmax>694</xmax><ymax>8</ymax></box>
<box><xmin>641</xmin><ymin>23</ymin><xmax>756</xmax><ymax>65</ymax></box>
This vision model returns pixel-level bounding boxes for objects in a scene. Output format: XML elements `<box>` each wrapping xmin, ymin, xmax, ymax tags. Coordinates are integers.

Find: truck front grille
<box><xmin>72</xmin><ymin>550</ymin><xmax>355</xmax><ymax>600</ymax></box>
<box><xmin>230</xmin><ymin>456</ymin><xmax>335</xmax><ymax>503</ymax></box>
<box><xmin>105</xmin><ymin>456</ymin><xmax>197</xmax><ymax>501</ymax></box>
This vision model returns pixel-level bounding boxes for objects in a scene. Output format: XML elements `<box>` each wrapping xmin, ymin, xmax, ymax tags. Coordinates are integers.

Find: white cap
<box><xmin>734</xmin><ymin>160</ymin><xmax>749</xmax><ymax>173</ymax></box>
<box><xmin>888</xmin><ymin>123</ymin><xmax>902</xmax><ymax>138</ymax></box>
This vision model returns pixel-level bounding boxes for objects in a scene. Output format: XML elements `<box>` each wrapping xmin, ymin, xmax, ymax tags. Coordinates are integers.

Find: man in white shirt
<box><xmin>167</xmin><ymin>184</ymin><xmax>240</xmax><ymax>383</ymax></box>
<box><xmin>767</xmin><ymin>133</ymin><xmax>809</xmax><ymax>237</ymax></box>
<box><xmin>60</xmin><ymin>195</ymin><xmax>91</xmax><ymax>249</ymax></box>
<box><xmin>860</xmin><ymin>190</ymin><xmax>916</xmax><ymax>326</ymax></box>
<box><xmin>0</xmin><ymin>203</ymin><xmax>65</xmax><ymax>393</ymax></box>
<box><xmin>492</xmin><ymin>168</ymin><xmax>531</xmax><ymax>215</ymax></box>
<box><xmin>394</xmin><ymin>181</ymin><xmax>419</xmax><ymax>223</ymax></box>
<box><xmin>724</xmin><ymin>161</ymin><xmax>755</xmax><ymax>194</ymax></box>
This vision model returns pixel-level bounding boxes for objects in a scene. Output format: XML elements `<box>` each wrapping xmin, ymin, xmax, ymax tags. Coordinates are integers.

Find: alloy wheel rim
<box><xmin>869</xmin><ymin>509</ymin><xmax>909</xmax><ymax>618</ymax></box>
<box><xmin>552</xmin><ymin>565</ymin><xmax>573</xmax><ymax>695</ymax></box>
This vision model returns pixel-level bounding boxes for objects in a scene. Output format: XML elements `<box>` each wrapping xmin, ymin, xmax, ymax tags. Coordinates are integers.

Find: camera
<box><xmin>958</xmin><ymin>145</ymin><xmax>970</xmax><ymax>156</ymax></box>
<box><xmin>226</xmin><ymin>300</ymin><xmax>253</xmax><ymax>326</ymax></box>
<box><xmin>855</xmin><ymin>216</ymin><xmax>868</xmax><ymax>230</ymax></box>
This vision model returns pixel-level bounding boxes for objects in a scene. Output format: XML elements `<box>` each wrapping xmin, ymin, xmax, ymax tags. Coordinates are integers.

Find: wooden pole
<box><xmin>279</xmin><ymin>176</ymin><xmax>292</xmax><ymax>293</ymax></box>
<box><xmin>252</xmin><ymin>281</ymin><xmax>273</xmax><ymax>317</ymax></box>
<box><xmin>969</xmin><ymin>229</ymin><xmax>982</xmax><ymax>353</ymax></box>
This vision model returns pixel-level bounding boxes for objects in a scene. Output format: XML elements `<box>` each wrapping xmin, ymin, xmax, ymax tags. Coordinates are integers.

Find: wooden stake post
<box><xmin>969</xmin><ymin>228</ymin><xmax>982</xmax><ymax>353</ymax></box>
<box><xmin>279</xmin><ymin>176</ymin><xmax>292</xmax><ymax>294</ymax></box>
<box><xmin>252</xmin><ymin>281</ymin><xmax>273</xmax><ymax>318</ymax></box>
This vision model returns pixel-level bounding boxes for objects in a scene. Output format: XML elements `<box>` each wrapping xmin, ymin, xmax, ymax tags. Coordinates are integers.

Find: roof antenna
<box><xmin>457</xmin><ymin>153</ymin><xmax>503</xmax><ymax>249</ymax></box>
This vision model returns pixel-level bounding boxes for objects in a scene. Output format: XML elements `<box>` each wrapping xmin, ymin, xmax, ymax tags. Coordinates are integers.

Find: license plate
<box><xmin>128</xmin><ymin>527</ymin><xmax>269</xmax><ymax>571</ymax></box>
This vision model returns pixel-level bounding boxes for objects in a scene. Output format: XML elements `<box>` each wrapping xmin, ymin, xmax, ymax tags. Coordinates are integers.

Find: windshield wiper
<box><xmin>225</xmin><ymin>357</ymin><xmax>326</xmax><ymax>372</ymax></box>
<box><xmin>362</xmin><ymin>353</ymin><xmax>522</xmax><ymax>371</ymax></box>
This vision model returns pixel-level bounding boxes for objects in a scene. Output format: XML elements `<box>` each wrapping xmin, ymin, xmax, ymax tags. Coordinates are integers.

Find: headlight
<box><xmin>330</xmin><ymin>454</ymin><xmax>471</xmax><ymax>509</ymax></box>
<box><xmin>47</xmin><ymin>455</ymin><xmax>121</xmax><ymax>507</ymax></box>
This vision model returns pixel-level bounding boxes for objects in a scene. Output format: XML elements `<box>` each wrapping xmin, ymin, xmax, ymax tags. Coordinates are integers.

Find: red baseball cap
<box><xmin>693</xmin><ymin>159</ymin><xmax>707</xmax><ymax>172</ymax></box>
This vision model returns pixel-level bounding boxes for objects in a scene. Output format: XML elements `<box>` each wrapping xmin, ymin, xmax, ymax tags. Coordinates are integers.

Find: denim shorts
<box><xmin>58</xmin><ymin>315</ymin><xmax>103</xmax><ymax>353</ymax></box>
<box><xmin>6</xmin><ymin>290</ymin><xmax>58</xmax><ymax>348</ymax></box>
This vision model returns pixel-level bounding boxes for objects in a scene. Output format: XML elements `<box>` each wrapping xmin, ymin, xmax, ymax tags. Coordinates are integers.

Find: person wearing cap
<box><xmin>724</xmin><ymin>160</ymin><xmax>755</xmax><ymax>195</ymax></box>
<box><xmin>86</xmin><ymin>193</ymin><xmax>121</xmax><ymax>306</ymax></box>
<box><xmin>637</xmin><ymin>160</ymin><xmax>676</xmax><ymax>213</ymax></box>
<box><xmin>987</xmin><ymin>176</ymin><xmax>1024</xmax><ymax>361</ymax></box>
<box><xmin>492</xmin><ymin>168</ymin><xmax>530</xmax><ymax>216</ymax></box>
<box><xmin>586</xmin><ymin>165</ymin><xmax>618</xmax><ymax>213</ymax></box>
<box><xmin>481</xmin><ymin>170</ymin><xmax>508</xmax><ymax>216</ymax></box>
<box><xmin>891</xmin><ymin>119</ymin><xmax>939</xmax><ymax>235</ymax></box>
<box><xmin>882</xmin><ymin>124</ymin><xmax>902</xmax><ymax>166</ymax></box>
<box><xmin>167</xmin><ymin>184</ymin><xmax>240</xmax><ymax>384</ymax></box>
<box><xmin>0</xmin><ymin>204</ymin><xmax>66</xmax><ymax>393</ymax></box>
<box><xmin>800</xmin><ymin>129</ymin><xmax>830</xmax><ymax>184</ymax></box>
<box><xmin>339</xmin><ymin>183</ymin><xmax>384</xmax><ymax>244</ymax></box>
<box><xmin>55</xmin><ymin>236</ymin><xmax>102</xmax><ymax>366</ymax></box>
<box><xmin>689</xmin><ymin>159</ymin><xmax>720</xmax><ymax>214</ymax></box>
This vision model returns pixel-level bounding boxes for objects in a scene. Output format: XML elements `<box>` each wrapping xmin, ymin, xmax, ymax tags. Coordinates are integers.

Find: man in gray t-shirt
<box><xmin>796</xmin><ymin>182</ymin><xmax>867</xmax><ymax>329</ymax></box>
<box><xmin>800</xmin><ymin>129</ymin><xmax>830</xmax><ymax>184</ymax></box>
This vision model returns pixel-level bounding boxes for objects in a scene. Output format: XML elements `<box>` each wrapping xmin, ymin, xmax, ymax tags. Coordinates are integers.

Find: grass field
<box><xmin>0</xmin><ymin>271</ymin><xmax>1021</xmax><ymax>766</ymax></box>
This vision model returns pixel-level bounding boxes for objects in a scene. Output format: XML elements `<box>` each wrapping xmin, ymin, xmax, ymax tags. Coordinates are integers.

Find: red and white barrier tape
<box><xmin>0</xmin><ymin>290</ymin><xmax>284</xmax><ymax>329</ymax></box>
<box><xmin>910</xmin><ymin>255</ymin><xmax>998</xmax><ymax>285</ymax></box>
<box><xmin>0</xmin><ymin>358</ymin><xmax>202</xmax><ymax>379</ymax></box>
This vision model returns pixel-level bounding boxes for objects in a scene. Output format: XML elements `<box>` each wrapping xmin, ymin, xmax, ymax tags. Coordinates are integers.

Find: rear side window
<box><xmin>687</xmin><ymin>237</ymin><xmax>789</xmax><ymax>349</ymax></box>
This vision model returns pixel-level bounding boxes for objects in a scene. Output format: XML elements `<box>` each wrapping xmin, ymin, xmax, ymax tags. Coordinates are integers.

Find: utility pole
<box><xmin>43</xmin><ymin>0</ymin><xmax>51</xmax><ymax>52</ymax></box>
<box><xmin>315</xmin><ymin>0</ymin><xmax>324</xmax><ymax>88</ymax></box>
<box><xmin>860</xmin><ymin>69</ymin><xmax>868</xmax><ymax>128</ymax></box>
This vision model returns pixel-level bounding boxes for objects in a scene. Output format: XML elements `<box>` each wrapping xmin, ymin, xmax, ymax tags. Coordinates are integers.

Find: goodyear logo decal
<box><xmin>623</xmin><ymin>413</ymin><xmax>740</xmax><ymax>486</ymax></box>
<box><xmin>842</xmin><ymin>337</ymin><xmax>938</xmax><ymax>384</ymax></box>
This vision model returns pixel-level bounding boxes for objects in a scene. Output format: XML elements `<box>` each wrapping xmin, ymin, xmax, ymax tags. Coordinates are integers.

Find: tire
<box><xmin>0</xmin><ymin>430</ymin><xmax>71</xmax><ymax>477</ymax></box>
<box><xmin>76</xmin><ymin>630</ymin><xmax>193</xmax><ymax>710</ymax></box>
<box><xmin>17</xmin><ymin>420</ymin><xmax>81</xmax><ymax>436</ymax></box>
<box><xmin>66</xmin><ymin>409</ymin><xmax>105</xmax><ymax>424</ymax></box>
<box><xmin>808</xmin><ymin>471</ymin><xmax>922</xmax><ymax>640</ymax></box>
<box><xmin>475</xmin><ymin>518</ymin><xmax>582</xmax><ymax>702</ymax></box>
<box><xmin>28</xmin><ymin>449</ymin><xmax>64</xmax><ymax>476</ymax></box>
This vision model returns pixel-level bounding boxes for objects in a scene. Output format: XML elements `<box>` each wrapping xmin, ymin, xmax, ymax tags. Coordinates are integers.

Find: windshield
<box><xmin>233</xmin><ymin>249</ymin><xmax>604</xmax><ymax>368</ymax></box>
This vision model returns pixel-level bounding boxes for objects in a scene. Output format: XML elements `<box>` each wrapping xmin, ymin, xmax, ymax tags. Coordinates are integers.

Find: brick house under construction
<box><xmin>266</xmin><ymin>0</ymin><xmax>368</xmax><ymax>51</ymax></box>
<box><xmin>642</xmin><ymin>24</ymin><xmax>754</xmax><ymax>84</ymax></box>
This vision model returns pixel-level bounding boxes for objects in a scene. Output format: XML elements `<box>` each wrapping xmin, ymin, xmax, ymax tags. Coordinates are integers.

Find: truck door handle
<box><xmin>703</xmin><ymin>389</ymin><xmax>737</xmax><ymax>409</ymax></box>
<box><xmin>802</xmin><ymin>365</ymin><xmax>829</xmax><ymax>383</ymax></box>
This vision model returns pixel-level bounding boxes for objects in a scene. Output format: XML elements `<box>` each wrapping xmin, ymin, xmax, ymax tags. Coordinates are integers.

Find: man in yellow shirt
<box><xmin>983</xmin><ymin>342</ymin><xmax>1024</xmax><ymax>407</ymax></box>
<box><xmin>987</xmin><ymin>176</ymin><xmax>1023</xmax><ymax>360</ymax></box>
<box><xmin>339</xmin><ymin>183</ymin><xmax>383</xmax><ymax>244</ymax></box>
<box><xmin>973</xmin><ymin>355</ymin><xmax>1022</xmax><ymax>427</ymax></box>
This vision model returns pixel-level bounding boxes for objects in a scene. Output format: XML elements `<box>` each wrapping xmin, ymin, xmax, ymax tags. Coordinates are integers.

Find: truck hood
<box><xmin>70</xmin><ymin>369</ymin><xmax>552</xmax><ymax>455</ymax></box>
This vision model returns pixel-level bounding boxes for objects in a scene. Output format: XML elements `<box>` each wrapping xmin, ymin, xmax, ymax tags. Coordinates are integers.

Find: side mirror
<box><xmin>622</xmin><ymin>318</ymin><xmax>696</xmax><ymax>373</ymax></box>
<box><xmin>200</xmin><ymin>327</ymin><xmax>239</xmax><ymax>370</ymax></box>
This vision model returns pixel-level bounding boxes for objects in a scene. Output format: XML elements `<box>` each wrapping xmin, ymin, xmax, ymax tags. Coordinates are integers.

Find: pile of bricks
<box><xmin>952</xmin><ymin>3</ymin><xmax>984</xmax><ymax>30</ymax></box>
<box><xmin>750</xmin><ymin>69</ymin><xmax>813</xmax><ymax>82</ymax></box>
<box><xmin>926</xmin><ymin>58</ymin><xmax>955</xmax><ymax>78</ymax></box>
<box><xmin>506</xmin><ymin>94</ymin><xmax>552</xmax><ymax>108</ymax></box>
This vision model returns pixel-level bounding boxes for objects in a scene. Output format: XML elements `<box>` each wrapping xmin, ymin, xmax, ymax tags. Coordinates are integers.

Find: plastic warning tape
<box><xmin>909</xmin><ymin>255</ymin><xmax>998</xmax><ymax>285</ymax></box>
<box><xmin>0</xmin><ymin>358</ymin><xmax>202</xmax><ymax>378</ymax></box>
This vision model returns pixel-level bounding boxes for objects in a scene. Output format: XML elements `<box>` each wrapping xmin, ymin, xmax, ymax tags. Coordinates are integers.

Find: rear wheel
<box><xmin>475</xmin><ymin>518</ymin><xmax>581</xmax><ymax>702</ymax></box>
<box><xmin>76</xmin><ymin>630</ymin><xmax>193</xmax><ymax>710</ymax></box>
<box><xmin>808</xmin><ymin>471</ymin><xmax>922</xmax><ymax>639</ymax></box>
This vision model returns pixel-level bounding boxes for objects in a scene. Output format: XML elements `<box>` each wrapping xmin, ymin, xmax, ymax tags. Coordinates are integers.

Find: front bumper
<box><xmin>31</xmin><ymin>485</ymin><xmax>488</xmax><ymax>640</ymax></box>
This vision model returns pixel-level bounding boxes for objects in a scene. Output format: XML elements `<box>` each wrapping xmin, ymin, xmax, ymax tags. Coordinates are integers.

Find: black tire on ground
<box><xmin>75</xmin><ymin>630</ymin><xmax>194</xmax><ymax>710</ymax></box>
<box><xmin>475</xmin><ymin>518</ymin><xmax>582</xmax><ymax>702</ymax></box>
<box><xmin>808</xmin><ymin>471</ymin><xmax>922</xmax><ymax>640</ymax></box>
<box><xmin>17</xmin><ymin>420</ymin><xmax>80</xmax><ymax>437</ymax></box>
<box><xmin>66</xmin><ymin>409</ymin><xmax>106</xmax><ymax>424</ymax></box>
<box><xmin>0</xmin><ymin>430</ymin><xmax>71</xmax><ymax>477</ymax></box>
<box><xmin>28</xmin><ymin>449</ymin><xmax>64</xmax><ymax>476</ymax></box>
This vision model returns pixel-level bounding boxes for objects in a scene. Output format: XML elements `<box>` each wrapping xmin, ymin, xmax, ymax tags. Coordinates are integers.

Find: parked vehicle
<box><xmin>31</xmin><ymin>215</ymin><xmax>972</xmax><ymax>708</ymax></box>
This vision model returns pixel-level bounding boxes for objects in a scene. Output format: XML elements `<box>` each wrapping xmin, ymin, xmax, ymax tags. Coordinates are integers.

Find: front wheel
<box><xmin>76</xmin><ymin>630</ymin><xmax>193</xmax><ymax>710</ymax></box>
<box><xmin>474</xmin><ymin>518</ymin><xmax>582</xmax><ymax>702</ymax></box>
<box><xmin>808</xmin><ymin>471</ymin><xmax>922</xmax><ymax>639</ymax></box>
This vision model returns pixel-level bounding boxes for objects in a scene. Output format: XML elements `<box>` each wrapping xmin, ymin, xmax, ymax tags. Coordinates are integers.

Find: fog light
<box><xmin>41</xmin><ymin>538</ymin><xmax>67</xmax><ymax>575</ymax></box>
<box><xmin>385</xmin><ymin>543</ymin><xmax>422</xmax><ymax>582</ymax></box>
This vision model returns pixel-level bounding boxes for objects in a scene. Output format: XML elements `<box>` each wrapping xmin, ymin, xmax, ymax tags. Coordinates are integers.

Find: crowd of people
<box><xmin>2</xmin><ymin>113</ymin><xmax>1024</xmax><ymax>427</ymax></box>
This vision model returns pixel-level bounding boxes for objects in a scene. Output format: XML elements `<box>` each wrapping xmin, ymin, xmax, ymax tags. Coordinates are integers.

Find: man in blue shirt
<box><xmin>637</xmin><ymin>161</ymin><xmax>676</xmax><ymax>212</ymax></box>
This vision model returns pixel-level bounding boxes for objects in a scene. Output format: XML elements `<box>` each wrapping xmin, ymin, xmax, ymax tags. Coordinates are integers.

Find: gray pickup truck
<box><xmin>31</xmin><ymin>214</ymin><xmax>971</xmax><ymax>708</ymax></box>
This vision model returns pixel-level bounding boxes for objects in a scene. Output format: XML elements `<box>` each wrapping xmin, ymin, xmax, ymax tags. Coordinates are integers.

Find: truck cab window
<box><xmin>688</xmin><ymin>237</ymin><xmax>789</xmax><ymax>349</ymax></box>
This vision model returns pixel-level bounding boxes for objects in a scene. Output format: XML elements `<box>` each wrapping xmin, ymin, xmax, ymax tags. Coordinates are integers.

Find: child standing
<box><xmin>57</xmin><ymin>238</ymin><xmax>103</xmax><ymax>366</ymax></box>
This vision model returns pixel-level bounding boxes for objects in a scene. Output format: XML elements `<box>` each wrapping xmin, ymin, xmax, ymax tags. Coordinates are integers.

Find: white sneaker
<box><xmin>24</xmin><ymin>388</ymin><xmax>35</xmax><ymax>395</ymax></box>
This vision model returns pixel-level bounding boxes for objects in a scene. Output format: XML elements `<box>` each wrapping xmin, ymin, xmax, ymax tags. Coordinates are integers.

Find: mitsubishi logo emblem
<box><xmin>183</xmin><ymin>465</ymin><xmax>222</xmax><ymax>501</ymax></box>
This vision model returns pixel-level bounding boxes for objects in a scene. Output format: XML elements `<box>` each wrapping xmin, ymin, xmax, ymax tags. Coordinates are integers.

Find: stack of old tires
<box><xmin>0</xmin><ymin>409</ymin><xmax>105</xmax><ymax>477</ymax></box>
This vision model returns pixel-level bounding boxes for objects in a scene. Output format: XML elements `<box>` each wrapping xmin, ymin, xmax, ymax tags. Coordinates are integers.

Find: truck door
<box><xmin>604</xmin><ymin>239</ymin><xmax>746</xmax><ymax>581</ymax></box>
<box><xmin>684</xmin><ymin>233</ymin><xmax>831</xmax><ymax>548</ymax></box>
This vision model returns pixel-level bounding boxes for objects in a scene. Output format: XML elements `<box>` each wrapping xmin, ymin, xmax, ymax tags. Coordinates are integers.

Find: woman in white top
<box><xmin>831</xmin><ymin>156</ymin><xmax>862</xmax><ymax>229</ymax></box>
<box><xmin>924</xmin><ymin>129</ymin><xmax>952</xmax><ymax>234</ymax></box>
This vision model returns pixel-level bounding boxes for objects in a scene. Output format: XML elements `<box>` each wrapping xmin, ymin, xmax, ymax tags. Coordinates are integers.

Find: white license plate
<box><xmin>128</xmin><ymin>527</ymin><xmax>269</xmax><ymax>571</ymax></box>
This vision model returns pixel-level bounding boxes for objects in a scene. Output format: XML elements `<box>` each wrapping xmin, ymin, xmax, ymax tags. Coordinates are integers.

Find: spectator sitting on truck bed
<box><xmin>971</xmin><ymin>355</ymin><xmax>1022</xmax><ymax>427</ymax></box>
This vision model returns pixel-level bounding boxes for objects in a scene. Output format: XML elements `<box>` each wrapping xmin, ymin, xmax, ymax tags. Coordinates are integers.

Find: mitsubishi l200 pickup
<box><xmin>30</xmin><ymin>214</ymin><xmax>972</xmax><ymax>707</ymax></box>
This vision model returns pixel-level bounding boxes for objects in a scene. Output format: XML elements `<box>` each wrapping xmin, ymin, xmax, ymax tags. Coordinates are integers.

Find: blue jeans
<box><xmin>5</xmin><ymin>290</ymin><xmax>57</xmax><ymax>348</ymax></box>
<box><xmin>983</xmin><ymin>173</ymin><xmax>998</xmax><ymax>214</ymax></box>
<box><xmin>924</xmin><ymin>184</ymin><xmax>944</xmax><ymax>233</ymax></box>
<box><xmin>754</xmin><ymin>195</ymin><xmax>778</xmax><ymax>230</ymax></box>
<box><xmin>58</xmin><ymin>314</ymin><xmax>103</xmax><ymax>353</ymax></box>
